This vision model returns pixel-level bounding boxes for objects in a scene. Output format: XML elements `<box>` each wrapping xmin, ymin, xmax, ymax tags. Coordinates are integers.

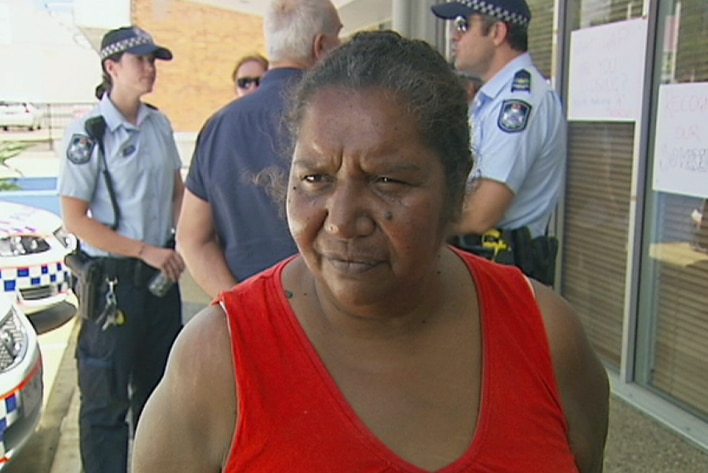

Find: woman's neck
<box><xmin>108</xmin><ymin>89</ymin><xmax>142</xmax><ymax>125</ymax></box>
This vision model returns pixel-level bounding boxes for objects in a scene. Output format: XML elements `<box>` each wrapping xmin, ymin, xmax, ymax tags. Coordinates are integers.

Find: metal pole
<box><xmin>392</xmin><ymin>0</ymin><xmax>411</xmax><ymax>37</ymax></box>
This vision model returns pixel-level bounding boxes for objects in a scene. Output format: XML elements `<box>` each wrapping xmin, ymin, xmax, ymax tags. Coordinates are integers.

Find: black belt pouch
<box><xmin>530</xmin><ymin>235</ymin><xmax>559</xmax><ymax>286</ymax></box>
<box><xmin>64</xmin><ymin>250</ymin><xmax>104</xmax><ymax>320</ymax></box>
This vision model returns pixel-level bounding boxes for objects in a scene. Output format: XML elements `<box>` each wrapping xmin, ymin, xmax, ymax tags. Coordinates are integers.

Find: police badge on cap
<box><xmin>431</xmin><ymin>0</ymin><xmax>532</xmax><ymax>28</ymax></box>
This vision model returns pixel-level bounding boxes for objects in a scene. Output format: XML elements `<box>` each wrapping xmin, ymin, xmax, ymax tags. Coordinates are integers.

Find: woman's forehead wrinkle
<box><xmin>298</xmin><ymin>107</ymin><xmax>352</xmax><ymax>170</ymax></box>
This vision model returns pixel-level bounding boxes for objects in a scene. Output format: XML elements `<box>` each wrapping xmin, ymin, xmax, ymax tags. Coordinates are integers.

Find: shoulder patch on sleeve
<box><xmin>66</xmin><ymin>134</ymin><xmax>95</xmax><ymax>164</ymax></box>
<box><xmin>511</xmin><ymin>69</ymin><xmax>531</xmax><ymax>92</ymax></box>
<box><xmin>498</xmin><ymin>100</ymin><xmax>532</xmax><ymax>133</ymax></box>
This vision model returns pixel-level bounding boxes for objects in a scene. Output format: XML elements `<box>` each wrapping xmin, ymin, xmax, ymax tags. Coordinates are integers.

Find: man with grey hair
<box><xmin>178</xmin><ymin>0</ymin><xmax>342</xmax><ymax>298</ymax></box>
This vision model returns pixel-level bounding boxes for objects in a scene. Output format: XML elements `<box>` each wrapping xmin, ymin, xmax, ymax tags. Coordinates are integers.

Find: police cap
<box><xmin>100</xmin><ymin>26</ymin><xmax>173</xmax><ymax>61</ymax></box>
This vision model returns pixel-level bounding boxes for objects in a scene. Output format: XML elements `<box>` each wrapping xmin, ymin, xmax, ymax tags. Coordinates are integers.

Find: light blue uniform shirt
<box><xmin>470</xmin><ymin>53</ymin><xmax>566</xmax><ymax>237</ymax></box>
<box><xmin>58</xmin><ymin>95</ymin><xmax>182</xmax><ymax>257</ymax></box>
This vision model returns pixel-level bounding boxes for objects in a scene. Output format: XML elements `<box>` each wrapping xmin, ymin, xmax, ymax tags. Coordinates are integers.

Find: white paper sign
<box><xmin>653</xmin><ymin>83</ymin><xmax>708</xmax><ymax>198</ymax></box>
<box><xmin>567</xmin><ymin>18</ymin><xmax>648</xmax><ymax>121</ymax></box>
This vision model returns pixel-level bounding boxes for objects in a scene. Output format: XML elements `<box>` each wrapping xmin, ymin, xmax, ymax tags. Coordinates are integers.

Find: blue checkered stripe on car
<box><xmin>0</xmin><ymin>391</ymin><xmax>19</xmax><ymax>459</ymax></box>
<box><xmin>0</xmin><ymin>360</ymin><xmax>41</xmax><ymax>462</ymax></box>
<box><xmin>0</xmin><ymin>261</ymin><xmax>71</xmax><ymax>293</ymax></box>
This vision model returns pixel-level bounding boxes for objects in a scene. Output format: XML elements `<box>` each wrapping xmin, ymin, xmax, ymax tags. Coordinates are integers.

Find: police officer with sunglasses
<box><xmin>432</xmin><ymin>0</ymin><xmax>566</xmax><ymax>286</ymax></box>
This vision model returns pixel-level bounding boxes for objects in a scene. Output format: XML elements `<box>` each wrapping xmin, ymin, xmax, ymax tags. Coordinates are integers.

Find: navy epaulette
<box><xmin>511</xmin><ymin>70</ymin><xmax>531</xmax><ymax>93</ymax></box>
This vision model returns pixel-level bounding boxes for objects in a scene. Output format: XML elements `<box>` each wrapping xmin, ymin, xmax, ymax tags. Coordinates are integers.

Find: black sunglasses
<box><xmin>236</xmin><ymin>77</ymin><xmax>261</xmax><ymax>89</ymax></box>
<box><xmin>454</xmin><ymin>15</ymin><xmax>470</xmax><ymax>33</ymax></box>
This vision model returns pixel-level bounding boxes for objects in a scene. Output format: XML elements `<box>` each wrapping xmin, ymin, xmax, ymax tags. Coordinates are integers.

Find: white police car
<box><xmin>0</xmin><ymin>292</ymin><xmax>43</xmax><ymax>468</ymax></box>
<box><xmin>0</xmin><ymin>201</ymin><xmax>74</xmax><ymax>315</ymax></box>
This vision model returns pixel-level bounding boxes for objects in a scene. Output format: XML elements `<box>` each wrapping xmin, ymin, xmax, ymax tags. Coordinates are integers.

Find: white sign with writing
<box><xmin>653</xmin><ymin>82</ymin><xmax>708</xmax><ymax>198</ymax></box>
<box><xmin>567</xmin><ymin>18</ymin><xmax>648</xmax><ymax>121</ymax></box>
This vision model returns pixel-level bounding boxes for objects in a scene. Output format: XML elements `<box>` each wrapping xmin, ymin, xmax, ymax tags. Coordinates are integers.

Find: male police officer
<box><xmin>432</xmin><ymin>0</ymin><xmax>566</xmax><ymax>285</ymax></box>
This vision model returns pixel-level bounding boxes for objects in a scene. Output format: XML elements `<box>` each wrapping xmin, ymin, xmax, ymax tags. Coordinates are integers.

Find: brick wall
<box><xmin>132</xmin><ymin>0</ymin><xmax>265</xmax><ymax>132</ymax></box>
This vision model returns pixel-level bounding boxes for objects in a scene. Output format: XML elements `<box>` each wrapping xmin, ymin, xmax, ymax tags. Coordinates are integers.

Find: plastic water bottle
<box><xmin>148</xmin><ymin>271</ymin><xmax>174</xmax><ymax>297</ymax></box>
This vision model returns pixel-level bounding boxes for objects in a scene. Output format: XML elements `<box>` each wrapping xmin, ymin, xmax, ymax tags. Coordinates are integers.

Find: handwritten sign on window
<box><xmin>653</xmin><ymin>83</ymin><xmax>708</xmax><ymax>198</ymax></box>
<box><xmin>567</xmin><ymin>18</ymin><xmax>648</xmax><ymax>122</ymax></box>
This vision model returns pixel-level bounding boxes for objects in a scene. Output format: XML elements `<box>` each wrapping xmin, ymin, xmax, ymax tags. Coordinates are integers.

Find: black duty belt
<box><xmin>454</xmin><ymin>229</ymin><xmax>516</xmax><ymax>266</ymax></box>
<box><xmin>452</xmin><ymin>227</ymin><xmax>559</xmax><ymax>286</ymax></box>
<box><xmin>95</xmin><ymin>257</ymin><xmax>157</xmax><ymax>288</ymax></box>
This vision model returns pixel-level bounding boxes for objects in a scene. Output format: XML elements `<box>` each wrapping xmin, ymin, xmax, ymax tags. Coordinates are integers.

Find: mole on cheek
<box><xmin>384</xmin><ymin>211</ymin><xmax>393</xmax><ymax>221</ymax></box>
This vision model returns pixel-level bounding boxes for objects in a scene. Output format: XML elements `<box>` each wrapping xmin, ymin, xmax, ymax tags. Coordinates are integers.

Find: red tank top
<box><xmin>219</xmin><ymin>249</ymin><xmax>579</xmax><ymax>472</ymax></box>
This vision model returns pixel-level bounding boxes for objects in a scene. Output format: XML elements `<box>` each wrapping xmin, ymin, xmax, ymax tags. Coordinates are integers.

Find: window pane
<box><xmin>562</xmin><ymin>0</ymin><xmax>643</xmax><ymax>368</ymax></box>
<box><xmin>637</xmin><ymin>0</ymin><xmax>708</xmax><ymax>420</ymax></box>
<box><xmin>528</xmin><ymin>0</ymin><xmax>555</xmax><ymax>78</ymax></box>
<box><xmin>562</xmin><ymin>122</ymin><xmax>633</xmax><ymax>367</ymax></box>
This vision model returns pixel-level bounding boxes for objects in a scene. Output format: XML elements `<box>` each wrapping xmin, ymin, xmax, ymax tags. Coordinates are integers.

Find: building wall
<box><xmin>131</xmin><ymin>0</ymin><xmax>265</xmax><ymax>131</ymax></box>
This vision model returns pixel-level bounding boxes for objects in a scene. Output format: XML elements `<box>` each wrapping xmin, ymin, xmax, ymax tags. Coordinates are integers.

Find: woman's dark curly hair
<box><xmin>287</xmin><ymin>30</ymin><xmax>474</xmax><ymax>223</ymax></box>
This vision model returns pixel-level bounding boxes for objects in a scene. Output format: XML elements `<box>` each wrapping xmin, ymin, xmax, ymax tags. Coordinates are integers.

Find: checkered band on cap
<box><xmin>460</xmin><ymin>0</ymin><xmax>530</xmax><ymax>27</ymax></box>
<box><xmin>100</xmin><ymin>35</ymin><xmax>153</xmax><ymax>60</ymax></box>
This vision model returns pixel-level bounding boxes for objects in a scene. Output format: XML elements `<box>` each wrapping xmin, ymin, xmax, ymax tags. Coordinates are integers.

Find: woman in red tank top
<box><xmin>132</xmin><ymin>23</ymin><xmax>609</xmax><ymax>473</ymax></box>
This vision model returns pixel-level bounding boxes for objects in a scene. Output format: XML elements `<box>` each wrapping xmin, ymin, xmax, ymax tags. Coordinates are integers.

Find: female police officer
<box><xmin>58</xmin><ymin>26</ymin><xmax>185</xmax><ymax>473</ymax></box>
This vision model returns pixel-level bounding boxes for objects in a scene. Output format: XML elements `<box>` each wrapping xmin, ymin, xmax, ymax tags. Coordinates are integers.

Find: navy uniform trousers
<box><xmin>76</xmin><ymin>272</ymin><xmax>181</xmax><ymax>473</ymax></box>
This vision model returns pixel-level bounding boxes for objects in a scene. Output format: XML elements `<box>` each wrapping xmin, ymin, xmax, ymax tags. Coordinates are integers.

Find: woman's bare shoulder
<box><xmin>171</xmin><ymin>304</ymin><xmax>237</xmax><ymax>419</ymax></box>
<box><xmin>132</xmin><ymin>303</ymin><xmax>237</xmax><ymax>473</ymax></box>
<box><xmin>174</xmin><ymin>304</ymin><xmax>235</xmax><ymax>377</ymax></box>
<box><xmin>532</xmin><ymin>281</ymin><xmax>609</xmax><ymax>473</ymax></box>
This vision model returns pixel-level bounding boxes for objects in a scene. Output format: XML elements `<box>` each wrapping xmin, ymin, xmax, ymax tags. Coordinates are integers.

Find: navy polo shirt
<box><xmin>186</xmin><ymin>68</ymin><xmax>302</xmax><ymax>281</ymax></box>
